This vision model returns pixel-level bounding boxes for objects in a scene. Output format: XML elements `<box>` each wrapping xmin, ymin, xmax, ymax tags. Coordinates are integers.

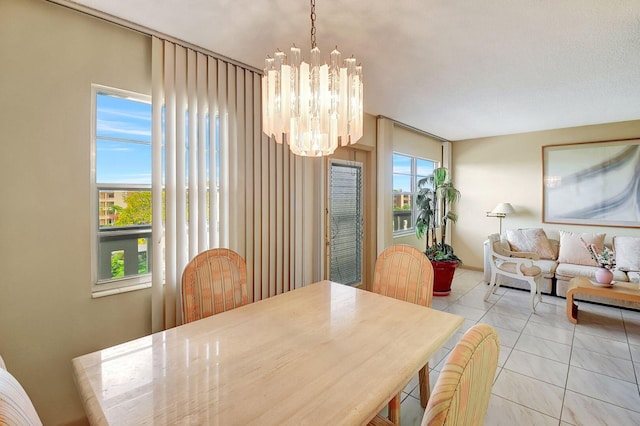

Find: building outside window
<box><xmin>392</xmin><ymin>153</ymin><xmax>436</xmax><ymax>234</ymax></box>
<box><xmin>92</xmin><ymin>85</ymin><xmax>152</xmax><ymax>293</ymax></box>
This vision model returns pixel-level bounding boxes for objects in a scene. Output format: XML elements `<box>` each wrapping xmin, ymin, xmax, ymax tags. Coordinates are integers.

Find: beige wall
<box><xmin>452</xmin><ymin>120</ymin><xmax>640</xmax><ymax>270</ymax></box>
<box><xmin>353</xmin><ymin>113</ymin><xmax>377</xmax><ymax>151</ymax></box>
<box><xmin>0</xmin><ymin>0</ymin><xmax>152</xmax><ymax>424</ymax></box>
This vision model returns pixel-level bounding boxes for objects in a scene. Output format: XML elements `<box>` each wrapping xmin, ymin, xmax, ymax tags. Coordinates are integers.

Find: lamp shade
<box><xmin>490</xmin><ymin>203</ymin><xmax>515</xmax><ymax>215</ymax></box>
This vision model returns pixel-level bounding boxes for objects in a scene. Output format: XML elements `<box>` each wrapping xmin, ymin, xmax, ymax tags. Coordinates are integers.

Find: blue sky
<box><xmin>96</xmin><ymin>93</ymin><xmax>219</xmax><ymax>186</ymax></box>
<box><xmin>96</xmin><ymin>93</ymin><xmax>152</xmax><ymax>185</ymax></box>
<box><xmin>392</xmin><ymin>153</ymin><xmax>435</xmax><ymax>193</ymax></box>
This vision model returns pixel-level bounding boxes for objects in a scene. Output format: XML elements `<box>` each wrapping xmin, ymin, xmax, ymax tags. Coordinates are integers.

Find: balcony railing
<box><xmin>97</xmin><ymin>225</ymin><xmax>151</xmax><ymax>283</ymax></box>
<box><xmin>393</xmin><ymin>210</ymin><xmax>413</xmax><ymax>232</ymax></box>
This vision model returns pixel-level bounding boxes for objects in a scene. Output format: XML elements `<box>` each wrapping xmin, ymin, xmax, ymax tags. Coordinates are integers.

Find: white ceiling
<box><xmin>67</xmin><ymin>0</ymin><xmax>640</xmax><ymax>141</ymax></box>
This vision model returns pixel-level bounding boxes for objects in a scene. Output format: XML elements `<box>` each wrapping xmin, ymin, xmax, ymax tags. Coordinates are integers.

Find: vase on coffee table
<box><xmin>595</xmin><ymin>267</ymin><xmax>614</xmax><ymax>285</ymax></box>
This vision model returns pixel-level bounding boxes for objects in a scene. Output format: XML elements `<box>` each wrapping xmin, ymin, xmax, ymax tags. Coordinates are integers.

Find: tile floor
<box><xmin>395</xmin><ymin>268</ymin><xmax>640</xmax><ymax>425</ymax></box>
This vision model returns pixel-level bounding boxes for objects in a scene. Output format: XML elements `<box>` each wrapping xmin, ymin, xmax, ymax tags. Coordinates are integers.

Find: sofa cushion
<box><xmin>555</xmin><ymin>263</ymin><xmax>628</xmax><ymax>282</ymax></box>
<box><xmin>558</xmin><ymin>231</ymin><xmax>605</xmax><ymax>267</ymax></box>
<box><xmin>613</xmin><ymin>236</ymin><xmax>640</xmax><ymax>272</ymax></box>
<box><xmin>505</xmin><ymin>228</ymin><xmax>555</xmax><ymax>260</ymax></box>
<box><xmin>549</xmin><ymin>239</ymin><xmax>560</xmax><ymax>260</ymax></box>
<box><xmin>535</xmin><ymin>259</ymin><xmax>558</xmax><ymax>278</ymax></box>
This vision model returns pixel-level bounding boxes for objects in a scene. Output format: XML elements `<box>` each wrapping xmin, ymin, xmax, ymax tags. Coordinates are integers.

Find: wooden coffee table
<box><xmin>566</xmin><ymin>276</ymin><xmax>640</xmax><ymax>323</ymax></box>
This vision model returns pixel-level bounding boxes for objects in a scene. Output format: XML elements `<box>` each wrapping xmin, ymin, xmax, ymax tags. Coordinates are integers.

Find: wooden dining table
<box><xmin>72</xmin><ymin>280</ymin><xmax>464</xmax><ymax>425</ymax></box>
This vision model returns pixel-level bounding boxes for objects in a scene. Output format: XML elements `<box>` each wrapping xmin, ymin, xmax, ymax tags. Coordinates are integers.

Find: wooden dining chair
<box><xmin>372</xmin><ymin>244</ymin><xmax>434</xmax><ymax>423</ymax></box>
<box><xmin>422</xmin><ymin>323</ymin><xmax>499</xmax><ymax>425</ymax></box>
<box><xmin>0</xmin><ymin>368</ymin><xmax>42</xmax><ymax>425</ymax></box>
<box><xmin>181</xmin><ymin>248</ymin><xmax>249</xmax><ymax>324</ymax></box>
<box><xmin>370</xmin><ymin>324</ymin><xmax>500</xmax><ymax>426</ymax></box>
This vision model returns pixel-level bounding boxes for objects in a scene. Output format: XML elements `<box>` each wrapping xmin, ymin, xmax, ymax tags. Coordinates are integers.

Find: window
<box><xmin>92</xmin><ymin>85</ymin><xmax>152</xmax><ymax>294</ymax></box>
<box><xmin>392</xmin><ymin>153</ymin><xmax>436</xmax><ymax>234</ymax></box>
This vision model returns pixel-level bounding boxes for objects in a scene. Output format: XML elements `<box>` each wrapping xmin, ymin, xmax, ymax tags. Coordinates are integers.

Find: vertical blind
<box><xmin>151</xmin><ymin>37</ymin><xmax>324</xmax><ymax>331</ymax></box>
<box><xmin>329</xmin><ymin>162</ymin><xmax>363</xmax><ymax>286</ymax></box>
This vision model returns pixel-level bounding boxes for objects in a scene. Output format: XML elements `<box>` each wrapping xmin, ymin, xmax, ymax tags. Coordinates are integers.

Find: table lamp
<box><xmin>486</xmin><ymin>203</ymin><xmax>515</xmax><ymax>234</ymax></box>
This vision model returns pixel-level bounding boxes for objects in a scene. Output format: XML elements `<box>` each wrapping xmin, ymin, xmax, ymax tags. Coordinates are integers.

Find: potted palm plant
<box><xmin>415</xmin><ymin>167</ymin><xmax>461</xmax><ymax>296</ymax></box>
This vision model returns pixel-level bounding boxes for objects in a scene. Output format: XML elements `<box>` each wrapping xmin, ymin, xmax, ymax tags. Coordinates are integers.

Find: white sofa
<box><xmin>483</xmin><ymin>229</ymin><xmax>640</xmax><ymax>309</ymax></box>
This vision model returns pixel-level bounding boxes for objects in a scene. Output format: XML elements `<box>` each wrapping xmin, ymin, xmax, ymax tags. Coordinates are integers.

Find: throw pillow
<box><xmin>549</xmin><ymin>239</ymin><xmax>560</xmax><ymax>260</ymax></box>
<box><xmin>505</xmin><ymin>228</ymin><xmax>555</xmax><ymax>260</ymax></box>
<box><xmin>557</xmin><ymin>231</ymin><xmax>605</xmax><ymax>267</ymax></box>
<box><xmin>613</xmin><ymin>236</ymin><xmax>640</xmax><ymax>271</ymax></box>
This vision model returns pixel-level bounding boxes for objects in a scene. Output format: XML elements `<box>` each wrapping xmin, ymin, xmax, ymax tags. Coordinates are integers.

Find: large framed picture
<box><xmin>542</xmin><ymin>138</ymin><xmax>640</xmax><ymax>227</ymax></box>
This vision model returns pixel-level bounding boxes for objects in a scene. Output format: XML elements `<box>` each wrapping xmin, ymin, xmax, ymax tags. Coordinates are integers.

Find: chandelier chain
<box><xmin>310</xmin><ymin>0</ymin><xmax>316</xmax><ymax>49</ymax></box>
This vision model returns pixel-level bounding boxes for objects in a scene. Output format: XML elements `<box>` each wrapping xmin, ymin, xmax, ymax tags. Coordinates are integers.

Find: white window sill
<box><xmin>92</xmin><ymin>281</ymin><xmax>152</xmax><ymax>298</ymax></box>
<box><xmin>393</xmin><ymin>230</ymin><xmax>415</xmax><ymax>238</ymax></box>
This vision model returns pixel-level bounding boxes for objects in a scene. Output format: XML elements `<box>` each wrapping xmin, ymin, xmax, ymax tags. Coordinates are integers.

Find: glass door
<box><xmin>328</xmin><ymin>160</ymin><xmax>363</xmax><ymax>286</ymax></box>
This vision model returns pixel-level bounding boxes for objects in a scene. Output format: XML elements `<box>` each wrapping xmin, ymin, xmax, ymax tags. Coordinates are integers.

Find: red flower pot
<box><xmin>431</xmin><ymin>260</ymin><xmax>458</xmax><ymax>296</ymax></box>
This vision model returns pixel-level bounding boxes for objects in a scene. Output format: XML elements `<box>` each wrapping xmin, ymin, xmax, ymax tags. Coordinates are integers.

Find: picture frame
<box><xmin>542</xmin><ymin>138</ymin><xmax>640</xmax><ymax>228</ymax></box>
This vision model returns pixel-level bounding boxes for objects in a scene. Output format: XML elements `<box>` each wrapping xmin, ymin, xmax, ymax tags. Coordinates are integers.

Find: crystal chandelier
<box><xmin>262</xmin><ymin>0</ymin><xmax>363</xmax><ymax>157</ymax></box>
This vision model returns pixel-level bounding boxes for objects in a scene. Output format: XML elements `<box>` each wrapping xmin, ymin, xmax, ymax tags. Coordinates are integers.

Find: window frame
<box><xmin>392</xmin><ymin>152</ymin><xmax>438</xmax><ymax>236</ymax></box>
<box><xmin>91</xmin><ymin>84</ymin><xmax>152</xmax><ymax>297</ymax></box>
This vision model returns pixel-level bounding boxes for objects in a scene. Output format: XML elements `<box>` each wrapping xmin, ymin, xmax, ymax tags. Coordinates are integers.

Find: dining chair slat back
<box><xmin>372</xmin><ymin>244</ymin><xmax>435</xmax><ymax>422</ymax></box>
<box><xmin>372</xmin><ymin>245</ymin><xmax>434</xmax><ymax>307</ymax></box>
<box><xmin>181</xmin><ymin>248</ymin><xmax>249</xmax><ymax>324</ymax></box>
<box><xmin>369</xmin><ymin>324</ymin><xmax>499</xmax><ymax>426</ymax></box>
<box><xmin>422</xmin><ymin>323</ymin><xmax>500</xmax><ymax>426</ymax></box>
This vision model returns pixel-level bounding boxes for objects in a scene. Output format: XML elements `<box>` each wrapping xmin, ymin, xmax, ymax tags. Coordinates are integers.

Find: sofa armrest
<box><xmin>483</xmin><ymin>235</ymin><xmax>540</xmax><ymax>282</ymax></box>
<box><xmin>483</xmin><ymin>239</ymin><xmax>493</xmax><ymax>282</ymax></box>
<box><xmin>491</xmin><ymin>251</ymin><xmax>541</xmax><ymax>278</ymax></box>
<box><xmin>492</xmin><ymin>251</ymin><xmax>534</xmax><ymax>266</ymax></box>
<box><xmin>509</xmin><ymin>251</ymin><xmax>541</xmax><ymax>261</ymax></box>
